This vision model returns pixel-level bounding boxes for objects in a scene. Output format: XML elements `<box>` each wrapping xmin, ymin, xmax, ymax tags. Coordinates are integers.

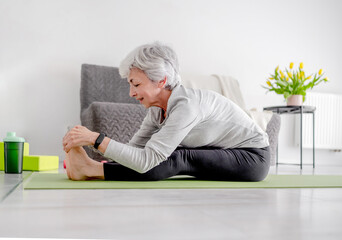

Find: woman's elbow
<box><xmin>134</xmin><ymin>165</ymin><xmax>153</xmax><ymax>174</ymax></box>
<box><xmin>135</xmin><ymin>162</ymin><xmax>159</xmax><ymax>174</ymax></box>
<box><xmin>136</xmin><ymin>168</ymin><xmax>149</xmax><ymax>174</ymax></box>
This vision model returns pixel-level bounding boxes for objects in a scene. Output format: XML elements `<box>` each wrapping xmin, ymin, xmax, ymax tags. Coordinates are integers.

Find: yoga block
<box><xmin>0</xmin><ymin>142</ymin><xmax>29</xmax><ymax>171</ymax></box>
<box><xmin>23</xmin><ymin>155</ymin><xmax>59</xmax><ymax>171</ymax></box>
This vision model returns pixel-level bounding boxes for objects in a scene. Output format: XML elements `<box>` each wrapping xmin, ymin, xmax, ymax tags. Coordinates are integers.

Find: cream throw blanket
<box><xmin>181</xmin><ymin>74</ymin><xmax>273</xmax><ymax>131</ymax></box>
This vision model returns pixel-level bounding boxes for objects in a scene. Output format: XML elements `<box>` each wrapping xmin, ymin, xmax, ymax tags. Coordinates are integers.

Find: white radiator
<box><xmin>295</xmin><ymin>92</ymin><xmax>342</xmax><ymax>150</ymax></box>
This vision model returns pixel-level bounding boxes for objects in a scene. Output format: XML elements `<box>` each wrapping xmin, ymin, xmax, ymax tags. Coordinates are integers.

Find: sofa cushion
<box><xmin>80</xmin><ymin>64</ymin><xmax>139</xmax><ymax>114</ymax></box>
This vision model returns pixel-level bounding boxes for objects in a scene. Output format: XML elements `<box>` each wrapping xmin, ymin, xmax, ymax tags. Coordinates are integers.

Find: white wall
<box><xmin>1</xmin><ymin>0</ymin><xmax>341</xmax><ymax>164</ymax></box>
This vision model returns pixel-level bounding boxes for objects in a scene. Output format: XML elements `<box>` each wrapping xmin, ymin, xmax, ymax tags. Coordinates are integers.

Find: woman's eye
<box><xmin>134</xmin><ymin>84</ymin><xmax>140</xmax><ymax>87</ymax></box>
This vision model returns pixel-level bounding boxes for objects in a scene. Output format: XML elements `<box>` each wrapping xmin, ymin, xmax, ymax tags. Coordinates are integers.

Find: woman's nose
<box><xmin>129</xmin><ymin>86</ymin><xmax>136</xmax><ymax>98</ymax></box>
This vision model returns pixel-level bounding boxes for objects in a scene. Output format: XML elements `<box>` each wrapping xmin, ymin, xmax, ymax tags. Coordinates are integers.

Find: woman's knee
<box><xmin>242</xmin><ymin>163</ymin><xmax>270</xmax><ymax>182</ymax></box>
<box><xmin>233</xmin><ymin>148</ymin><xmax>270</xmax><ymax>182</ymax></box>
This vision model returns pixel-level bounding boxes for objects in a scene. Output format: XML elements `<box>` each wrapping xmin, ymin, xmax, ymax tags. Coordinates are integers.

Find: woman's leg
<box><xmin>103</xmin><ymin>149</ymin><xmax>188</xmax><ymax>181</ymax></box>
<box><xmin>183</xmin><ymin>147</ymin><xmax>270</xmax><ymax>181</ymax></box>
<box><xmin>103</xmin><ymin>147</ymin><xmax>270</xmax><ymax>181</ymax></box>
<box><xmin>65</xmin><ymin>146</ymin><xmax>105</xmax><ymax>180</ymax></box>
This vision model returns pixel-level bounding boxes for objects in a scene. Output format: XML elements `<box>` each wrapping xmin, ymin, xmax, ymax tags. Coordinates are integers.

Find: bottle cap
<box><xmin>3</xmin><ymin>132</ymin><xmax>25</xmax><ymax>142</ymax></box>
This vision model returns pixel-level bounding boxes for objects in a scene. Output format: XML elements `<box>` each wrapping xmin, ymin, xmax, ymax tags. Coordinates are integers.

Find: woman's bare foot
<box><xmin>66</xmin><ymin>147</ymin><xmax>105</xmax><ymax>181</ymax></box>
<box><xmin>65</xmin><ymin>157</ymin><xmax>72</xmax><ymax>180</ymax></box>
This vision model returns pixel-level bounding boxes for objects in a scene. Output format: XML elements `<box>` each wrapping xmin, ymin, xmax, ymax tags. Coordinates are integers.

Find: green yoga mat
<box><xmin>24</xmin><ymin>173</ymin><xmax>342</xmax><ymax>189</ymax></box>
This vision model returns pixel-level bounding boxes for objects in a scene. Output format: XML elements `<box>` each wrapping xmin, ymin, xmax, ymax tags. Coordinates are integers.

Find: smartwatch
<box><xmin>94</xmin><ymin>133</ymin><xmax>107</xmax><ymax>149</ymax></box>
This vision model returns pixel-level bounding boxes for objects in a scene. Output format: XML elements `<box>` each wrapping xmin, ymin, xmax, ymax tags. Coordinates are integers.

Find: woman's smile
<box><xmin>128</xmin><ymin>67</ymin><xmax>170</xmax><ymax>110</ymax></box>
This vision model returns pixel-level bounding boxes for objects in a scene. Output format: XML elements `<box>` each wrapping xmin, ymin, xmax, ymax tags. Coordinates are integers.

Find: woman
<box><xmin>63</xmin><ymin>42</ymin><xmax>270</xmax><ymax>181</ymax></box>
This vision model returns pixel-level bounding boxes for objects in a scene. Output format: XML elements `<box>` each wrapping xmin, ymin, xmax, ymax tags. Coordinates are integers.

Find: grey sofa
<box><xmin>80</xmin><ymin>64</ymin><xmax>281</xmax><ymax>164</ymax></box>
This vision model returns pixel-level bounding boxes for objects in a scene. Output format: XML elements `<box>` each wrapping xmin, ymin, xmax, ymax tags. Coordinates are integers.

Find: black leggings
<box><xmin>103</xmin><ymin>146</ymin><xmax>270</xmax><ymax>182</ymax></box>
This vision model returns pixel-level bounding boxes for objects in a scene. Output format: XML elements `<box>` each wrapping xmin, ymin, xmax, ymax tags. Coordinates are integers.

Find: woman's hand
<box><xmin>63</xmin><ymin>125</ymin><xmax>99</xmax><ymax>153</ymax></box>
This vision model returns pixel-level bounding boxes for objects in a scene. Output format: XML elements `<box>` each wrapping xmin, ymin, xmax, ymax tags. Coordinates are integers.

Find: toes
<box><xmin>65</xmin><ymin>159</ymin><xmax>72</xmax><ymax>180</ymax></box>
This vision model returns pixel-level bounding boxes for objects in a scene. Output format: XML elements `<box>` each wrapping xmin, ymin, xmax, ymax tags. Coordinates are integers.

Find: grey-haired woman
<box><xmin>63</xmin><ymin>42</ymin><xmax>270</xmax><ymax>181</ymax></box>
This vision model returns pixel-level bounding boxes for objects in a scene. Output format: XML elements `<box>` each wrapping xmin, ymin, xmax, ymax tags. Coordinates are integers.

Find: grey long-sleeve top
<box><xmin>104</xmin><ymin>85</ymin><xmax>269</xmax><ymax>173</ymax></box>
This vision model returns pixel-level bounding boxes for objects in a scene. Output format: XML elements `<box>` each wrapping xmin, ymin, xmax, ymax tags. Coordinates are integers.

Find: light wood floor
<box><xmin>1</xmin><ymin>164</ymin><xmax>342</xmax><ymax>239</ymax></box>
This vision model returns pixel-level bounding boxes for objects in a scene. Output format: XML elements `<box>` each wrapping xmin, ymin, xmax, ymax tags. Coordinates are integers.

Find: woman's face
<box><xmin>128</xmin><ymin>68</ymin><xmax>164</xmax><ymax>108</ymax></box>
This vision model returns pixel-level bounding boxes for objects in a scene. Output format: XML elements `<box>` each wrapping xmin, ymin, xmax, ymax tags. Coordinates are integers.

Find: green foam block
<box><xmin>23</xmin><ymin>155</ymin><xmax>59</xmax><ymax>171</ymax></box>
<box><xmin>0</xmin><ymin>142</ymin><xmax>29</xmax><ymax>171</ymax></box>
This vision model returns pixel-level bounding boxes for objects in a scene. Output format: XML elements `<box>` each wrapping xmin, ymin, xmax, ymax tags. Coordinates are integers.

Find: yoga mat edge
<box><xmin>24</xmin><ymin>173</ymin><xmax>342</xmax><ymax>189</ymax></box>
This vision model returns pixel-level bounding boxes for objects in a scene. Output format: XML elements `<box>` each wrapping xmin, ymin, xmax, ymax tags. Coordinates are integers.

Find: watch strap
<box><xmin>94</xmin><ymin>133</ymin><xmax>107</xmax><ymax>149</ymax></box>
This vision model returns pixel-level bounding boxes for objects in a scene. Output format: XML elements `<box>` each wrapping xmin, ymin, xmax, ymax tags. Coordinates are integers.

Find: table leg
<box><xmin>313</xmin><ymin>112</ymin><xmax>315</xmax><ymax>168</ymax></box>
<box><xmin>276</xmin><ymin>108</ymin><xmax>280</xmax><ymax>166</ymax></box>
<box><xmin>300</xmin><ymin>107</ymin><xmax>303</xmax><ymax>169</ymax></box>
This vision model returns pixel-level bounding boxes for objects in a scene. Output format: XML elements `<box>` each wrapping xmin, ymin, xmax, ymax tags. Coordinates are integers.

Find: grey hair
<box><xmin>119</xmin><ymin>42</ymin><xmax>181</xmax><ymax>90</ymax></box>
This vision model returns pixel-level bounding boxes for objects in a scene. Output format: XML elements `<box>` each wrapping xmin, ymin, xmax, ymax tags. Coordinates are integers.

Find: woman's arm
<box><xmin>103</xmin><ymin>101</ymin><xmax>200</xmax><ymax>173</ymax></box>
<box><xmin>63</xmin><ymin>125</ymin><xmax>108</xmax><ymax>153</ymax></box>
<box><xmin>63</xmin><ymin>102</ymin><xmax>199</xmax><ymax>174</ymax></box>
<box><xmin>63</xmin><ymin>109</ymin><xmax>157</xmax><ymax>153</ymax></box>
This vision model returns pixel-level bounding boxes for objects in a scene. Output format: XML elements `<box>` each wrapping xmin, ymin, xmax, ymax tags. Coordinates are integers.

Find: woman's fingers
<box><xmin>62</xmin><ymin>125</ymin><xmax>95</xmax><ymax>153</ymax></box>
<box><xmin>62</xmin><ymin>127</ymin><xmax>75</xmax><ymax>152</ymax></box>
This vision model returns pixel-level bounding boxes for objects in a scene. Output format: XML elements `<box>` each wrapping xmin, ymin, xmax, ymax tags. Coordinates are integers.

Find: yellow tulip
<box><xmin>275</xmin><ymin>66</ymin><xmax>279</xmax><ymax>72</ymax></box>
<box><xmin>287</xmin><ymin>72</ymin><xmax>293</xmax><ymax>78</ymax></box>
<box><xmin>300</xmin><ymin>62</ymin><xmax>304</xmax><ymax>69</ymax></box>
<box><xmin>289</xmin><ymin>62</ymin><xmax>294</xmax><ymax>69</ymax></box>
<box><xmin>319</xmin><ymin>69</ymin><xmax>323</xmax><ymax>75</ymax></box>
<box><xmin>269</xmin><ymin>77</ymin><xmax>274</xmax><ymax>80</ymax></box>
<box><xmin>305</xmin><ymin>76</ymin><xmax>312</xmax><ymax>80</ymax></box>
<box><xmin>279</xmin><ymin>70</ymin><xmax>284</xmax><ymax>79</ymax></box>
<box><xmin>267</xmin><ymin>81</ymin><xmax>272</xmax><ymax>86</ymax></box>
<box><xmin>286</xmin><ymin>76</ymin><xmax>289</xmax><ymax>81</ymax></box>
<box><xmin>324</xmin><ymin>77</ymin><xmax>329</xmax><ymax>82</ymax></box>
<box><xmin>301</xmin><ymin>71</ymin><xmax>305</xmax><ymax>79</ymax></box>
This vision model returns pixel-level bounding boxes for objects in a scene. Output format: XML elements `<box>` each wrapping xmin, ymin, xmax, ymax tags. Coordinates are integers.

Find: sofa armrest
<box><xmin>266</xmin><ymin>114</ymin><xmax>281</xmax><ymax>166</ymax></box>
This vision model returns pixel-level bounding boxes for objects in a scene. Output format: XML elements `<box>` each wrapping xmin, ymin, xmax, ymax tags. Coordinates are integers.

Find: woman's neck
<box><xmin>156</xmin><ymin>89</ymin><xmax>172</xmax><ymax>114</ymax></box>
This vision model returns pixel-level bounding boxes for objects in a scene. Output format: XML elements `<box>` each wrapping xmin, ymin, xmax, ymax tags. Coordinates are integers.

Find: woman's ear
<box><xmin>158</xmin><ymin>76</ymin><xmax>167</xmax><ymax>88</ymax></box>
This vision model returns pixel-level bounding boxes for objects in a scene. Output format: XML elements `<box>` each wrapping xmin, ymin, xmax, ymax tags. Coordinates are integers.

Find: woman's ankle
<box><xmin>85</xmin><ymin>160</ymin><xmax>105</xmax><ymax>180</ymax></box>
